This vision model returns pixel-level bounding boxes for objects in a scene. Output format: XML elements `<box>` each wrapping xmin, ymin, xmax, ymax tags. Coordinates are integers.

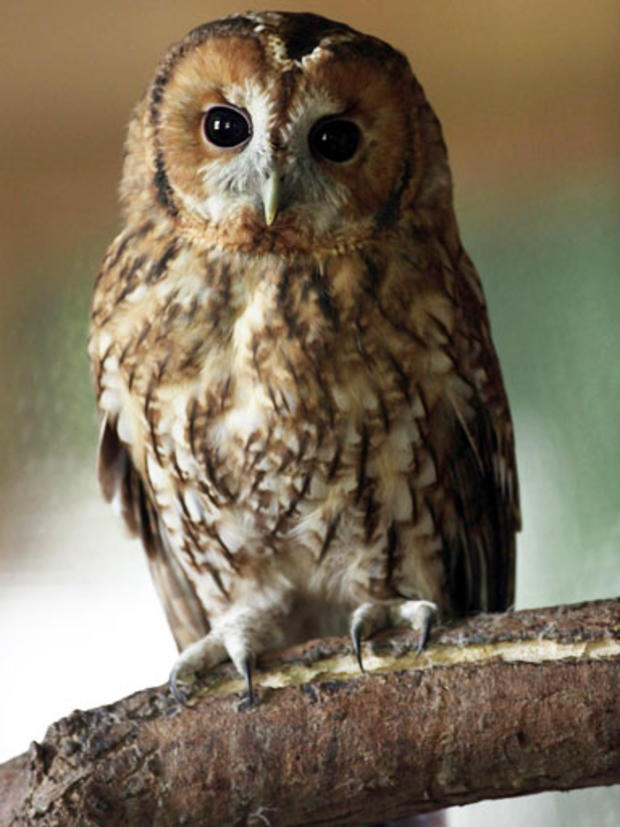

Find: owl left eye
<box><xmin>309</xmin><ymin>118</ymin><xmax>361</xmax><ymax>163</ymax></box>
<box><xmin>202</xmin><ymin>106</ymin><xmax>251</xmax><ymax>149</ymax></box>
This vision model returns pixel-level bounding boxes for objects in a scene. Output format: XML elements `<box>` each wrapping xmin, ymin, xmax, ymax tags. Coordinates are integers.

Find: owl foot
<box><xmin>350</xmin><ymin>599</ymin><xmax>437</xmax><ymax>671</ymax></box>
<box><xmin>169</xmin><ymin>632</ymin><xmax>228</xmax><ymax>705</ymax></box>
<box><xmin>169</xmin><ymin>616</ymin><xmax>268</xmax><ymax>706</ymax></box>
<box><xmin>239</xmin><ymin>655</ymin><xmax>255</xmax><ymax>709</ymax></box>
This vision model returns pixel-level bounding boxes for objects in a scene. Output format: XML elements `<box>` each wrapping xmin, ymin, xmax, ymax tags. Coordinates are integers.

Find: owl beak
<box><xmin>261</xmin><ymin>167</ymin><xmax>280</xmax><ymax>226</ymax></box>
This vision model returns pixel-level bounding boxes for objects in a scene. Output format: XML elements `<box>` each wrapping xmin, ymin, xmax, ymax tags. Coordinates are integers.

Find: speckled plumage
<box><xmin>89</xmin><ymin>12</ymin><xmax>519</xmax><ymax>696</ymax></box>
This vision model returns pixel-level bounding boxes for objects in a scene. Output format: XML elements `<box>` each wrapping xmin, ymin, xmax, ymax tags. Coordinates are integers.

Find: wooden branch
<box><xmin>1</xmin><ymin>599</ymin><xmax>618</xmax><ymax>826</ymax></box>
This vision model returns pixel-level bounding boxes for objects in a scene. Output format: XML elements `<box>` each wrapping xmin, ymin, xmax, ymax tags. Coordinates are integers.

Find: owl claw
<box><xmin>349</xmin><ymin>599</ymin><xmax>438</xmax><ymax>669</ymax></box>
<box><xmin>351</xmin><ymin>621</ymin><xmax>365</xmax><ymax>672</ymax></box>
<box><xmin>168</xmin><ymin>632</ymin><xmax>227</xmax><ymax>705</ymax></box>
<box><xmin>241</xmin><ymin>655</ymin><xmax>255</xmax><ymax>706</ymax></box>
<box><xmin>168</xmin><ymin>666</ymin><xmax>194</xmax><ymax>707</ymax></box>
<box><xmin>236</xmin><ymin>661</ymin><xmax>258</xmax><ymax>710</ymax></box>
<box><xmin>411</xmin><ymin>602</ymin><xmax>436</xmax><ymax>654</ymax></box>
<box><xmin>391</xmin><ymin>600</ymin><xmax>437</xmax><ymax>655</ymax></box>
<box><xmin>349</xmin><ymin>602</ymin><xmax>390</xmax><ymax>671</ymax></box>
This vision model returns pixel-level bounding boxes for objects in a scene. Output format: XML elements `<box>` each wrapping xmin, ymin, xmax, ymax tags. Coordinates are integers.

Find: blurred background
<box><xmin>1</xmin><ymin>1</ymin><xmax>618</xmax><ymax>823</ymax></box>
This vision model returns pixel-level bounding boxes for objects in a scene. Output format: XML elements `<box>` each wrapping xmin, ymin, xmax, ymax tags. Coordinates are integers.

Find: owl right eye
<box><xmin>202</xmin><ymin>106</ymin><xmax>251</xmax><ymax>149</ymax></box>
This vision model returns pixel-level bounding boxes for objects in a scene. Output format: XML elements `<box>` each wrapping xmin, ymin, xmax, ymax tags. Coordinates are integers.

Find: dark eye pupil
<box><xmin>203</xmin><ymin>106</ymin><xmax>250</xmax><ymax>148</ymax></box>
<box><xmin>309</xmin><ymin>119</ymin><xmax>360</xmax><ymax>163</ymax></box>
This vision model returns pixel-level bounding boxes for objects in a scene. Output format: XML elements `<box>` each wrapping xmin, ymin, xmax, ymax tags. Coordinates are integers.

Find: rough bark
<box><xmin>1</xmin><ymin>599</ymin><xmax>618</xmax><ymax>826</ymax></box>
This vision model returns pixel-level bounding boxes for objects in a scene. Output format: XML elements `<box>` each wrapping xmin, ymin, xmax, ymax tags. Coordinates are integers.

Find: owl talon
<box><xmin>416</xmin><ymin>604</ymin><xmax>436</xmax><ymax>654</ymax></box>
<box><xmin>349</xmin><ymin>602</ymin><xmax>390</xmax><ymax>670</ymax></box>
<box><xmin>168</xmin><ymin>666</ymin><xmax>194</xmax><ymax>707</ymax></box>
<box><xmin>237</xmin><ymin>656</ymin><xmax>258</xmax><ymax>712</ymax></box>
<box><xmin>390</xmin><ymin>600</ymin><xmax>437</xmax><ymax>654</ymax></box>
<box><xmin>351</xmin><ymin>620</ymin><xmax>365</xmax><ymax>672</ymax></box>
<box><xmin>241</xmin><ymin>655</ymin><xmax>255</xmax><ymax>705</ymax></box>
<box><xmin>168</xmin><ymin>632</ymin><xmax>227</xmax><ymax>704</ymax></box>
<box><xmin>349</xmin><ymin>599</ymin><xmax>438</xmax><ymax>668</ymax></box>
<box><xmin>237</xmin><ymin>654</ymin><xmax>258</xmax><ymax>710</ymax></box>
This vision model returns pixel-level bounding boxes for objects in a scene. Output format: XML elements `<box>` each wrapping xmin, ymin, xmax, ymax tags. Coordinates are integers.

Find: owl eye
<box><xmin>309</xmin><ymin>118</ymin><xmax>361</xmax><ymax>163</ymax></box>
<box><xmin>202</xmin><ymin>106</ymin><xmax>251</xmax><ymax>148</ymax></box>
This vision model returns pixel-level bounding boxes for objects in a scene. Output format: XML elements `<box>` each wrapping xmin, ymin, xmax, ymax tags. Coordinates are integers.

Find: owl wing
<box><xmin>424</xmin><ymin>267</ymin><xmax>520</xmax><ymax>617</ymax></box>
<box><xmin>97</xmin><ymin>416</ymin><xmax>210</xmax><ymax>651</ymax></box>
<box><xmin>427</xmin><ymin>390</ymin><xmax>519</xmax><ymax>617</ymax></box>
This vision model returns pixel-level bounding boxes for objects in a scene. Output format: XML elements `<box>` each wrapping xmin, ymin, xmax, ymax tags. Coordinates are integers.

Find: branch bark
<box><xmin>1</xmin><ymin>599</ymin><xmax>618</xmax><ymax>826</ymax></box>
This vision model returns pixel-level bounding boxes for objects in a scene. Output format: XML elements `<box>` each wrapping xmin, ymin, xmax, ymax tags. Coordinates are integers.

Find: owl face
<box><xmin>137</xmin><ymin>13</ymin><xmax>426</xmax><ymax>252</ymax></box>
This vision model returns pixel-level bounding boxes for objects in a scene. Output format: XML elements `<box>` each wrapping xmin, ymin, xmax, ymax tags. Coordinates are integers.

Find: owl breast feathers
<box><xmin>89</xmin><ymin>11</ymin><xmax>519</xmax><ymax>700</ymax></box>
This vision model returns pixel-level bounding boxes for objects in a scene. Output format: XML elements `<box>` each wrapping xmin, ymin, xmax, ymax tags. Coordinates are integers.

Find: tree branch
<box><xmin>1</xmin><ymin>599</ymin><xmax>618</xmax><ymax>826</ymax></box>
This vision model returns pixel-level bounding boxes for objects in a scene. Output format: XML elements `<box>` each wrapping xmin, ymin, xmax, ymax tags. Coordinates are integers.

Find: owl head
<box><xmin>122</xmin><ymin>12</ymin><xmax>453</xmax><ymax>254</ymax></box>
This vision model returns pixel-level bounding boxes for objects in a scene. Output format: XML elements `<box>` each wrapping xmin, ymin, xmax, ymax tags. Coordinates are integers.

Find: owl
<box><xmin>89</xmin><ymin>12</ymin><xmax>520</xmax><ymax>702</ymax></box>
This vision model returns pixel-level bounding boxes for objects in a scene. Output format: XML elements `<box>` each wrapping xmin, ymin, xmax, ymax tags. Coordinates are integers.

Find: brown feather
<box><xmin>97</xmin><ymin>418</ymin><xmax>209</xmax><ymax>650</ymax></box>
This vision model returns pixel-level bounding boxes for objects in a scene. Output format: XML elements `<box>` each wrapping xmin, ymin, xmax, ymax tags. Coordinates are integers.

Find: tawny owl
<box><xmin>89</xmin><ymin>12</ymin><xmax>520</xmax><ymax>702</ymax></box>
